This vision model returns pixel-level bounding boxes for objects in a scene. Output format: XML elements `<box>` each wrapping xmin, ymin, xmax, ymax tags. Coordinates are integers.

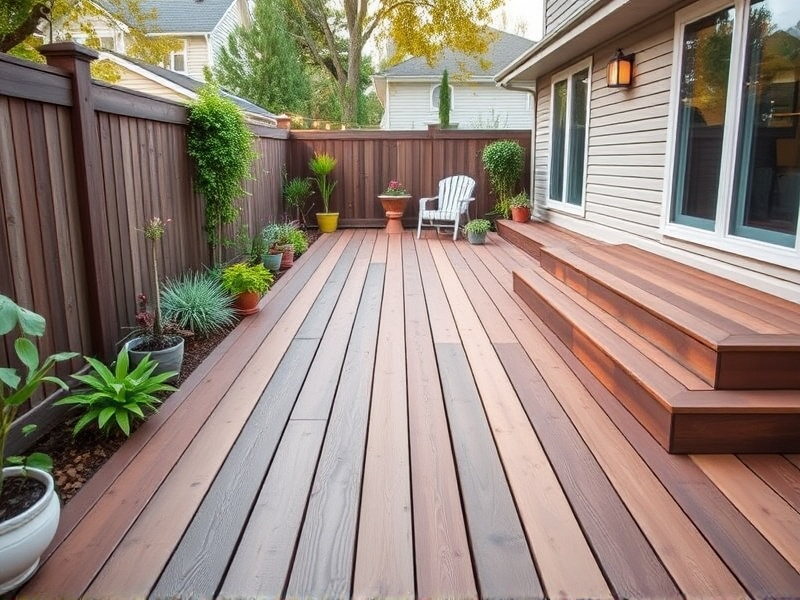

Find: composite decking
<box><xmin>19</xmin><ymin>228</ymin><xmax>800</xmax><ymax>599</ymax></box>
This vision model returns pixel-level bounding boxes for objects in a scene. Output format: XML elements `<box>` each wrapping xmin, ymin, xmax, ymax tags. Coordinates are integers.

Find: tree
<box><xmin>214</xmin><ymin>0</ymin><xmax>311</xmax><ymax>115</ymax></box>
<box><xmin>0</xmin><ymin>0</ymin><xmax>180</xmax><ymax>82</ymax></box>
<box><xmin>287</xmin><ymin>0</ymin><xmax>502</xmax><ymax>125</ymax></box>
<box><xmin>439</xmin><ymin>69</ymin><xmax>451</xmax><ymax>128</ymax></box>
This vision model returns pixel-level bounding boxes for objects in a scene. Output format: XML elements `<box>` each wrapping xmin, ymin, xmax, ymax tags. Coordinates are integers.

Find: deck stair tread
<box><xmin>501</xmin><ymin>221</ymin><xmax>800</xmax><ymax>453</ymax></box>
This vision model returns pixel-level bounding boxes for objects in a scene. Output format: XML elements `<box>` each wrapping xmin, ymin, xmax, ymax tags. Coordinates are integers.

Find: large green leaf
<box><xmin>15</xmin><ymin>337</ymin><xmax>40</xmax><ymax>376</ymax></box>
<box><xmin>0</xmin><ymin>367</ymin><xmax>20</xmax><ymax>390</ymax></box>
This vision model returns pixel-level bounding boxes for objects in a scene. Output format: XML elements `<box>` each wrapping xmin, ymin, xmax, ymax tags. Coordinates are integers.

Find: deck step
<box><xmin>539</xmin><ymin>245</ymin><xmax>800</xmax><ymax>390</ymax></box>
<box><xmin>513</xmin><ymin>268</ymin><xmax>800</xmax><ymax>453</ymax></box>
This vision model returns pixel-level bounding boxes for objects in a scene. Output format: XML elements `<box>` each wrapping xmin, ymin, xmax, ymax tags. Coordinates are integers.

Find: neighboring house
<box><xmin>50</xmin><ymin>0</ymin><xmax>251</xmax><ymax>80</ymax></box>
<box><xmin>497</xmin><ymin>0</ymin><xmax>800</xmax><ymax>301</ymax></box>
<box><xmin>373</xmin><ymin>29</ymin><xmax>535</xmax><ymax>130</ymax></box>
<box><xmin>99</xmin><ymin>51</ymin><xmax>277</xmax><ymax>125</ymax></box>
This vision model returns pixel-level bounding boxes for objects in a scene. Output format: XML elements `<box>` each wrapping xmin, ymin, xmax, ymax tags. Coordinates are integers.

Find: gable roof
<box><xmin>378</xmin><ymin>29</ymin><xmax>534</xmax><ymax>80</ymax></box>
<box><xmin>101</xmin><ymin>50</ymin><xmax>277</xmax><ymax>121</ymax></box>
<box><xmin>95</xmin><ymin>0</ymin><xmax>238</xmax><ymax>33</ymax></box>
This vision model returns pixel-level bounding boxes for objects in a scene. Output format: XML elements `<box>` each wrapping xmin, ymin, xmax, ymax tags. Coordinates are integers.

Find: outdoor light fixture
<box><xmin>607</xmin><ymin>49</ymin><xmax>635</xmax><ymax>88</ymax></box>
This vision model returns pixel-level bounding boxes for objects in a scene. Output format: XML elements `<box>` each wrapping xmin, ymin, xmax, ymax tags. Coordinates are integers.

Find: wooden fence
<box><xmin>0</xmin><ymin>42</ymin><xmax>530</xmax><ymax>418</ymax></box>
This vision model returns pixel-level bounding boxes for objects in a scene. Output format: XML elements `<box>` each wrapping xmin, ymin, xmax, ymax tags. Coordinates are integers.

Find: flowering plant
<box><xmin>383</xmin><ymin>180</ymin><xmax>408</xmax><ymax>196</ymax></box>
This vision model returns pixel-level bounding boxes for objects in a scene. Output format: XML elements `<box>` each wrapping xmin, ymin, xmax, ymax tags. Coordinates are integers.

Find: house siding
<box><xmin>545</xmin><ymin>0</ymin><xmax>592</xmax><ymax>34</ymax></box>
<box><xmin>385</xmin><ymin>81</ymin><xmax>533</xmax><ymax>130</ymax></box>
<box><xmin>185</xmin><ymin>36</ymin><xmax>211</xmax><ymax>80</ymax></box>
<box><xmin>114</xmin><ymin>70</ymin><xmax>191</xmax><ymax>103</ymax></box>
<box><xmin>210</xmin><ymin>0</ymin><xmax>244</xmax><ymax>65</ymax></box>
<box><xmin>532</xmin><ymin>10</ymin><xmax>800</xmax><ymax>297</ymax></box>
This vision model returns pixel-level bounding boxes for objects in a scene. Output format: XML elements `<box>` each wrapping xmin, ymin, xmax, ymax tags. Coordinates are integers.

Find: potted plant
<box><xmin>378</xmin><ymin>180</ymin><xmax>411</xmax><ymax>234</ymax></box>
<box><xmin>309</xmin><ymin>152</ymin><xmax>338</xmax><ymax>233</ymax></box>
<box><xmin>509</xmin><ymin>193</ymin><xmax>532</xmax><ymax>223</ymax></box>
<box><xmin>221</xmin><ymin>262</ymin><xmax>274</xmax><ymax>315</ymax></box>
<box><xmin>124</xmin><ymin>218</ymin><xmax>186</xmax><ymax>379</ymax></box>
<box><xmin>482</xmin><ymin>140</ymin><xmax>525</xmax><ymax>219</ymax></box>
<box><xmin>0</xmin><ymin>295</ymin><xmax>77</xmax><ymax>593</ymax></box>
<box><xmin>283</xmin><ymin>176</ymin><xmax>314</xmax><ymax>228</ymax></box>
<box><xmin>261</xmin><ymin>228</ymin><xmax>283</xmax><ymax>272</ymax></box>
<box><xmin>463</xmin><ymin>218</ymin><xmax>492</xmax><ymax>244</ymax></box>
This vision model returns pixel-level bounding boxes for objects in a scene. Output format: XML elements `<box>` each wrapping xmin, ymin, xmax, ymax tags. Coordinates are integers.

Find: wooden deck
<box><xmin>19</xmin><ymin>228</ymin><xmax>800</xmax><ymax>599</ymax></box>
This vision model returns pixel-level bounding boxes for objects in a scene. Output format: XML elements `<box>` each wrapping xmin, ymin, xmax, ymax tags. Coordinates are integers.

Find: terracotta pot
<box><xmin>378</xmin><ymin>195</ymin><xmax>411</xmax><ymax>234</ymax></box>
<box><xmin>233</xmin><ymin>290</ymin><xmax>261</xmax><ymax>316</ymax></box>
<box><xmin>280</xmin><ymin>245</ymin><xmax>294</xmax><ymax>270</ymax></box>
<box><xmin>511</xmin><ymin>206</ymin><xmax>531</xmax><ymax>223</ymax></box>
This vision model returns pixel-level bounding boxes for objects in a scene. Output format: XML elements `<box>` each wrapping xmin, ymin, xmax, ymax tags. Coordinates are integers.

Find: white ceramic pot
<box><xmin>0</xmin><ymin>467</ymin><xmax>60</xmax><ymax>593</ymax></box>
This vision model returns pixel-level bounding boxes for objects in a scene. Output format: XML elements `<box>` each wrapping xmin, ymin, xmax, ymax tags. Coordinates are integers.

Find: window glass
<box><xmin>172</xmin><ymin>51</ymin><xmax>186</xmax><ymax>72</ymax></box>
<box><xmin>566</xmin><ymin>68</ymin><xmax>589</xmax><ymax>206</ymax></box>
<box><xmin>671</xmin><ymin>7</ymin><xmax>734</xmax><ymax>229</ymax></box>
<box><xmin>550</xmin><ymin>79</ymin><xmax>568</xmax><ymax>201</ymax></box>
<box><xmin>730</xmin><ymin>0</ymin><xmax>800</xmax><ymax>246</ymax></box>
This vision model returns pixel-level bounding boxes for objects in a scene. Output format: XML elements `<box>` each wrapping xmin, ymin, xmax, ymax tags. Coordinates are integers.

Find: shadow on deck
<box><xmin>19</xmin><ymin>227</ymin><xmax>800</xmax><ymax>599</ymax></box>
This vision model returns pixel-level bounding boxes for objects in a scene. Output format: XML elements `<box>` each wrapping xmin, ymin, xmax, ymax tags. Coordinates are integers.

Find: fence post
<box><xmin>39</xmin><ymin>42</ymin><xmax>116</xmax><ymax>359</ymax></box>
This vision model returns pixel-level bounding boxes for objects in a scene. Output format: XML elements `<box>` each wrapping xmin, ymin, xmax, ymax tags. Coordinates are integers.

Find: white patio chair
<box><xmin>416</xmin><ymin>175</ymin><xmax>476</xmax><ymax>241</ymax></box>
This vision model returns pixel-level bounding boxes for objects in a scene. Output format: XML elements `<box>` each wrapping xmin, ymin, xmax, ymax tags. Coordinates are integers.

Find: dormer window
<box><xmin>169</xmin><ymin>41</ymin><xmax>188</xmax><ymax>73</ymax></box>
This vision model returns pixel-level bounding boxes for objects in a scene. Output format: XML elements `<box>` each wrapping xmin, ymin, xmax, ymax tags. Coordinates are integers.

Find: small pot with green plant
<box><xmin>222</xmin><ymin>262</ymin><xmax>274</xmax><ymax>316</ymax></box>
<box><xmin>124</xmin><ymin>217</ymin><xmax>187</xmax><ymax>379</ymax></box>
<box><xmin>463</xmin><ymin>218</ymin><xmax>492</xmax><ymax>245</ymax></box>
<box><xmin>482</xmin><ymin>140</ymin><xmax>525</xmax><ymax>219</ymax></box>
<box><xmin>283</xmin><ymin>176</ymin><xmax>314</xmax><ymax>228</ymax></box>
<box><xmin>308</xmin><ymin>152</ymin><xmax>338</xmax><ymax>233</ymax></box>
<box><xmin>509</xmin><ymin>193</ymin><xmax>532</xmax><ymax>223</ymax></box>
<box><xmin>0</xmin><ymin>295</ymin><xmax>78</xmax><ymax>593</ymax></box>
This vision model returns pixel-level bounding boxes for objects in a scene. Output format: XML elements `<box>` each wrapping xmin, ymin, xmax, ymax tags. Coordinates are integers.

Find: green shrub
<box><xmin>55</xmin><ymin>349</ymin><xmax>176</xmax><ymax>437</ymax></box>
<box><xmin>263</xmin><ymin>222</ymin><xmax>308</xmax><ymax>256</ymax></box>
<box><xmin>463</xmin><ymin>218</ymin><xmax>492</xmax><ymax>234</ymax></box>
<box><xmin>482</xmin><ymin>140</ymin><xmax>525</xmax><ymax>204</ymax></box>
<box><xmin>221</xmin><ymin>262</ymin><xmax>274</xmax><ymax>296</ymax></box>
<box><xmin>509</xmin><ymin>192</ymin><xmax>531</xmax><ymax>208</ymax></box>
<box><xmin>161</xmin><ymin>272</ymin><xmax>236</xmax><ymax>336</ymax></box>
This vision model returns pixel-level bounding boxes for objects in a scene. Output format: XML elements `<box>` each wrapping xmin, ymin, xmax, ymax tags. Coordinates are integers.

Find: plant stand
<box><xmin>378</xmin><ymin>195</ymin><xmax>411</xmax><ymax>234</ymax></box>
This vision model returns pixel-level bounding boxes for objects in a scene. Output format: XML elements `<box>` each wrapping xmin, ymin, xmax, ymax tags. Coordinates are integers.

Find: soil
<box><xmin>0</xmin><ymin>477</ymin><xmax>46</xmax><ymax>522</ymax></box>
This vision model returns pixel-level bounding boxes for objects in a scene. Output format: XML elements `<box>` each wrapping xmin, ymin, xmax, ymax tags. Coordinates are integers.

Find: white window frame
<box><xmin>430</xmin><ymin>83</ymin><xmax>455</xmax><ymax>111</ymax></box>
<box><xmin>545</xmin><ymin>57</ymin><xmax>592</xmax><ymax>216</ymax></box>
<box><xmin>662</xmin><ymin>0</ymin><xmax>800</xmax><ymax>269</ymax></box>
<box><xmin>169</xmin><ymin>40</ymin><xmax>188</xmax><ymax>73</ymax></box>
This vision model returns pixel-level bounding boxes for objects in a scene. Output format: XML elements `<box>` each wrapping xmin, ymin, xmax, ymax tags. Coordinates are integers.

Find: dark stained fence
<box><xmin>287</xmin><ymin>129</ymin><xmax>532</xmax><ymax>227</ymax></box>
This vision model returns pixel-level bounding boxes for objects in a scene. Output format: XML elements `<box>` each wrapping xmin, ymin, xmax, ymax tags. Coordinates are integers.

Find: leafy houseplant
<box><xmin>283</xmin><ymin>176</ymin><xmax>314</xmax><ymax>227</ymax></box>
<box><xmin>222</xmin><ymin>262</ymin><xmax>274</xmax><ymax>315</ymax></box>
<box><xmin>509</xmin><ymin>192</ymin><xmax>532</xmax><ymax>223</ymax></box>
<box><xmin>308</xmin><ymin>152</ymin><xmax>339</xmax><ymax>232</ymax></box>
<box><xmin>0</xmin><ymin>295</ymin><xmax>77</xmax><ymax>592</ymax></box>
<box><xmin>55</xmin><ymin>348</ymin><xmax>176</xmax><ymax>438</ymax></box>
<box><xmin>482</xmin><ymin>140</ymin><xmax>525</xmax><ymax>218</ymax></box>
<box><xmin>187</xmin><ymin>82</ymin><xmax>257</xmax><ymax>265</ymax></box>
<box><xmin>463</xmin><ymin>218</ymin><xmax>491</xmax><ymax>244</ymax></box>
<box><xmin>125</xmin><ymin>218</ymin><xmax>185</xmax><ymax>378</ymax></box>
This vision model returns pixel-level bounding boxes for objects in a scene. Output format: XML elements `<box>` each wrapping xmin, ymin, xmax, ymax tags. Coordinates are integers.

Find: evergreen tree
<box><xmin>215</xmin><ymin>0</ymin><xmax>311</xmax><ymax>115</ymax></box>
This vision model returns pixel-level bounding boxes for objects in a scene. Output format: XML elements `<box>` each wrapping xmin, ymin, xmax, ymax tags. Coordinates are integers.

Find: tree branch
<box><xmin>0</xmin><ymin>2</ymin><xmax>50</xmax><ymax>53</ymax></box>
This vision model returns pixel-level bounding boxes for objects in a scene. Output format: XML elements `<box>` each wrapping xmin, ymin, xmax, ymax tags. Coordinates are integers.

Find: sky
<box><xmin>492</xmin><ymin>0</ymin><xmax>545</xmax><ymax>41</ymax></box>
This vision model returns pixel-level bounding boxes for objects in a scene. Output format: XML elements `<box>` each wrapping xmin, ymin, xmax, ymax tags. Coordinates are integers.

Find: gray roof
<box><xmin>95</xmin><ymin>0</ymin><xmax>237</xmax><ymax>33</ymax></box>
<box><xmin>379</xmin><ymin>29</ymin><xmax>535</xmax><ymax>79</ymax></box>
<box><xmin>107</xmin><ymin>51</ymin><xmax>276</xmax><ymax>118</ymax></box>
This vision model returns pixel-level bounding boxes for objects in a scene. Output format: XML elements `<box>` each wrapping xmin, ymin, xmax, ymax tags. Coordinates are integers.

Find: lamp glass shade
<box><xmin>607</xmin><ymin>51</ymin><xmax>633</xmax><ymax>87</ymax></box>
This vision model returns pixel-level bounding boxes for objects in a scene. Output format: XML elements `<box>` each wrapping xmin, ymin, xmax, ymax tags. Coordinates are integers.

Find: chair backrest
<box><xmin>438</xmin><ymin>175</ymin><xmax>476</xmax><ymax>215</ymax></box>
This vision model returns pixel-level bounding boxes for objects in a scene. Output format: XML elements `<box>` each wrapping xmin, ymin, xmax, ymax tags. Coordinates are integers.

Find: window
<box><xmin>548</xmin><ymin>59</ymin><xmax>591</xmax><ymax>211</ymax></box>
<box><xmin>430</xmin><ymin>84</ymin><xmax>454</xmax><ymax>111</ymax></box>
<box><xmin>169</xmin><ymin>41</ymin><xmax>187</xmax><ymax>73</ymax></box>
<box><xmin>667</xmin><ymin>0</ymin><xmax>800</xmax><ymax>258</ymax></box>
<box><xmin>99</xmin><ymin>36</ymin><xmax>116</xmax><ymax>50</ymax></box>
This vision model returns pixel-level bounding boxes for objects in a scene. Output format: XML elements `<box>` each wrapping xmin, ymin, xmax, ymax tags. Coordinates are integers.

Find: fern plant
<box><xmin>161</xmin><ymin>272</ymin><xmax>236</xmax><ymax>337</ymax></box>
<box><xmin>55</xmin><ymin>349</ymin><xmax>176</xmax><ymax>437</ymax></box>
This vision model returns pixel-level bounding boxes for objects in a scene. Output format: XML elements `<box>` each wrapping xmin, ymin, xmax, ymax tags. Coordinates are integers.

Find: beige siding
<box><xmin>113</xmin><ymin>70</ymin><xmax>191</xmax><ymax>103</ymax></box>
<box><xmin>545</xmin><ymin>0</ymin><xmax>592</xmax><ymax>34</ymax></box>
<box><xmin>185</xmin><ymin>36</ymin><xmax>211</xmax><ymax>80</ymax></box>
<box><xmin>210</xmin><ymin>0</ymin><xmax>245</xmax><ymax>64</ymax></box>
<box><xmin>385</xmin><ymin>81</ymin><xmax>533</xmax><ymax>130</ymax></box>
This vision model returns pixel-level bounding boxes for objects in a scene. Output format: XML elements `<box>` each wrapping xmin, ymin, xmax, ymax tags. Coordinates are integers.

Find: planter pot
<box><xmin>280</xmin><ymin>245</ymin><xmax>294</xmax><ymax>270</ymax></box>
<box><xmin>233</xmin><ymin>291</ymin><xmax>262</xmax><ymax>316</ymax></box>
<box><xmin>316</xmin><ymin>212</ymin><xmax>339</xmax><ymax>233</ymax></box>
<box><xmin>124</xmin><ymin>335</ymin><xmax>184</xmax><ymax>381</ymax></box>
<box><xmin>467</xmin><ymin>230</ymin><xmax>487</xmax><ymax>245</ymax></box>
<box><xmin>0</xmin><ymin>467</ymin><xmax>60</xmax><ymax>594</ymax></box>
<box><xmin>263</xmin><ymin>252</ymin><xmax>282</xmax><ymax>272</ymax></box>
<box><xmin>378</xmin><ymin>195</ymin><xmax>411</xmax><ymax>234</ymax></box>
<box><xmin>511</xmin><ymin>206</ymin><xmax>531</xmax><ymax>223</ymax></box>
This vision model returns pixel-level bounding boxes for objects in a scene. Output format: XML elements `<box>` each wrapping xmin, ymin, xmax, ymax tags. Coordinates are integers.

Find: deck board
<box><xmin>21</xmin><ymin>228</ymin><xmax>800</xmax><ymax>600</ymax></box>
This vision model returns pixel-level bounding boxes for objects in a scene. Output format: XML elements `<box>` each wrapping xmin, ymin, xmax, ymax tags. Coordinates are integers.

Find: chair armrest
<box><xmin>458</xmin><ymin>197</ymin><xmax>476</xmax><ymax>212</ymax></box>
<box><xmin>419</xmin><ymin>196</ymin><xmax>438</xmax><ymax>210</ymax></box>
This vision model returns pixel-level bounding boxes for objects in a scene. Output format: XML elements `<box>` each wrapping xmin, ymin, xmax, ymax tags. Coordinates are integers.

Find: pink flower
<box><xmin>384</xmin><ymin>180</ymin><xmax>408</xmax><ymax>195</ymax></box>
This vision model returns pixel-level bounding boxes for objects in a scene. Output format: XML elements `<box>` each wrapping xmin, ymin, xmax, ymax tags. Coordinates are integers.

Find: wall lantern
<box><xmin>607</xmin><ymin>49</ymin><xmax>635</xmax><ymax>88</ymax></box>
